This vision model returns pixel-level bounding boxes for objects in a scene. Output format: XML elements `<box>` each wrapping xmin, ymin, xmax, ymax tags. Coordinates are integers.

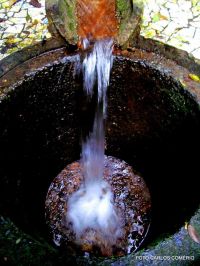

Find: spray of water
<box><xmin>67</xmin><ymin>38</ymin><xmax>122</xmax><ymax>248</ymax></box>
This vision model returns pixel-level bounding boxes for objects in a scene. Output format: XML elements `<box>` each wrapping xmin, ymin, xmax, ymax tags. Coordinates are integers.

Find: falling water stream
<box><xmin>67</xmin><ymin>38</ymin><xmax>123</xmax><ymax>245</ymax></box>
<box><xmin>81</xmin><ymin>38</ymin><xmax>113</xmax><ymax>183</ymax></box>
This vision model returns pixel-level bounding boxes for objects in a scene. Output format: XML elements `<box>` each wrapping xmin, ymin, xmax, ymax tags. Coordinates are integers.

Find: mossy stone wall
<box><xmin>45</xmin><ymin>0</ymin><xmax>143</xmax><ymax>48</ymax></box>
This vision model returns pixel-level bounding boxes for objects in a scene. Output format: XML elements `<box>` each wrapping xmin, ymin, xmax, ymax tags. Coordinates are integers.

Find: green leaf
<box><xmin>152</xmin><ymin>13</ymin><xmax>160</xmax><ymax>23</ymax></box>
<box><xmin>16</xmin><ymin>238</ymin><xmax>21</xmax><ymax>244</ymax></box>
<box><xmin>144</xmin><ymin>29</ymin><xmax>156</xmax><ymax>38</ymax></box>
<box><xmin>192</xmin><ymin>0</ymin><xmax>199</xmax><ymax>6</ymax></box>
<box><xmin>26</xmin><ymin>13</ymin><xmax>32</xmax><ymax>22</ymax></box>
<box><xmin>152</xmin><ymin>12</ymin><xmax>168</xmax><ymax>23</ymax></box>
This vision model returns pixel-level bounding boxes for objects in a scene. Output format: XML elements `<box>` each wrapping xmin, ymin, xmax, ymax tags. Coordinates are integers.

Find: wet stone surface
<box><xmin>45</xmin><ymin>156</ymin><xmax>151</xmax><ymax>257</ymax></box>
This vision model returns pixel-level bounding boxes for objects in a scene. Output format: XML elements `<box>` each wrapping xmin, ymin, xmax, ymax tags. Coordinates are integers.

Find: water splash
<box><xmin>67</xmin><ymin>38</ymin><xmax>122</xmax><ymax>249</ymax></box>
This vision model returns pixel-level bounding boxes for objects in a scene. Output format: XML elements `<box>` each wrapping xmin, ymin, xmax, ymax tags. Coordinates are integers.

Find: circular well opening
<box><xmin>0</xmin><ymin>53</ymin><xmax>199</xmax><ymax>261</ymax></box>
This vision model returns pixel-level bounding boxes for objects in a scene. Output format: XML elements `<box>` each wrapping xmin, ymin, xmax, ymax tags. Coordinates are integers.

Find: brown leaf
<box><xmin>0</xmin><ymin>18</ymin><xmax>6</xmax><ymax>23</ymax></box>
<box><xmin>187</xmin><ymin>224</ymin><xmax>200</xmax><ymax>244</ymax></box>
<box><xmin>22</xmin><ymin>30</ymin><xmax>31</xmax><ymax>35</ymax></box>
<box><xmin>159</xmin><ymin>14</ymin><xmax>169</xmax><ymax>20</ymax></box>
<box><xmin>29</xmin><ymin>0</ymin><xmax>42</xmax><ymax>8</ymax></box>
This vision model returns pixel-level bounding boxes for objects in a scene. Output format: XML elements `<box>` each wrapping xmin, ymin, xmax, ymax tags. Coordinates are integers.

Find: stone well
<box><xmin>0</xmin><ymin>37</ymin><xmax>200</xmax><ymax>265</ymax></box>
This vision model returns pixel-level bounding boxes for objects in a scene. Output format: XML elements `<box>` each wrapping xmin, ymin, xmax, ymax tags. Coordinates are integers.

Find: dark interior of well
<box><xmin>0</xmin><ymin>56</ymin><xmax>200</xmax><ymax>252</ymax></box>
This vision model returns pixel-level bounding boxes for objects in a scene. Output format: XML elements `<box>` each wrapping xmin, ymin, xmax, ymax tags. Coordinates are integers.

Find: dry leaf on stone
<box><xmin>29</xmin><ymin>0</ymin><xmax>42</xmax><ymax>8</ymax></box>
<box><xmin>8</xmin><ymin>0</ymin><xmax>20</xmax><ymax>8</ymax></box>
<box><xmin>187</xmin><ymin>224</ymin><xmax>200</xmax><ymax>244</ymax></box>
<box><xmin>26</xmin><ymin>19</ymin><xmax>40</xmax><ymax>29</ymax></box>
<box><xmin>22</xmin><ymin>30</ymin><xmax>31</xmax><ymax>35</ymax></box>
<box><xmin>9</xmin><ymin>0</ymin><xmax>18</xmax><ymax>7</ymax></box>
<box><xmin>0</xmin><ymin>18</ymin><xmax>6</xmax><ymax>23</ymax></box>
<box><xmin>188</xmin><ymin>73</ymin><xmax>200</xmax><ymax>82</ymax></box>
<box><xmin>159</xmin><ymin>14</ymin><xmax>169</xmax><ymax>20</ymax></box>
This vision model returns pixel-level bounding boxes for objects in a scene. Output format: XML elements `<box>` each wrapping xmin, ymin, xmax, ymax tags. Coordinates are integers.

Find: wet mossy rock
<box><xmin>45</xmin><ymin>0</ymin><xmax>78</xmax><ymax>44</ymax></box>
<box><xmin>45</xmin><ymin>0</ymin><xmax>143</xmax><ymax>48</ymax></box>
<box><xmin>116</xmin><ymin>0</ymin><xmax>143</xmax><ymax>48</ymax></box>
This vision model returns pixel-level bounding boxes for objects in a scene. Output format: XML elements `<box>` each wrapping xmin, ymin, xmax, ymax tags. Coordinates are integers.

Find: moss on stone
<box><xmin>0</xmin><ymin>216</ymin><xmax>57</xmax><ymax>266</ymax></box>
<box><xmin>46</xmin><ymin>0</ymin><xmax>143</xmax><ymax>47</ymax></box>
<box><xmin>59</xmin><ymin>0</ymin><xmax>78</xmax><ymax>44</ymax></box>
<box><xmin>96</xmin><ymin>209</ymin><xmax>200</xmax><ymax>265</ymax></box>
<box><xmin>115</xmin><ymin>0</ymin><xmax>143</xmax><ymax>48</ymax></box>
<box><xmin>116</xmin><ymin>0</ymin><xmax>130</xmax><ymax>16</ymax></box>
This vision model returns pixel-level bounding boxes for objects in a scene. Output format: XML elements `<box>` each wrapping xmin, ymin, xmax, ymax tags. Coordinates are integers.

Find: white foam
<box><xmin>67</xmin><ymin>180</ymin><xmax>122</xmax><ymax>242</ymax></box>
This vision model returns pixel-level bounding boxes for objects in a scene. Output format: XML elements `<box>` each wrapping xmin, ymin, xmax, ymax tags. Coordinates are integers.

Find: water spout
<box><xmin>76</xmin><ymin>0</ymin><xmax>118</xmax><ymax>41</ymax></box>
